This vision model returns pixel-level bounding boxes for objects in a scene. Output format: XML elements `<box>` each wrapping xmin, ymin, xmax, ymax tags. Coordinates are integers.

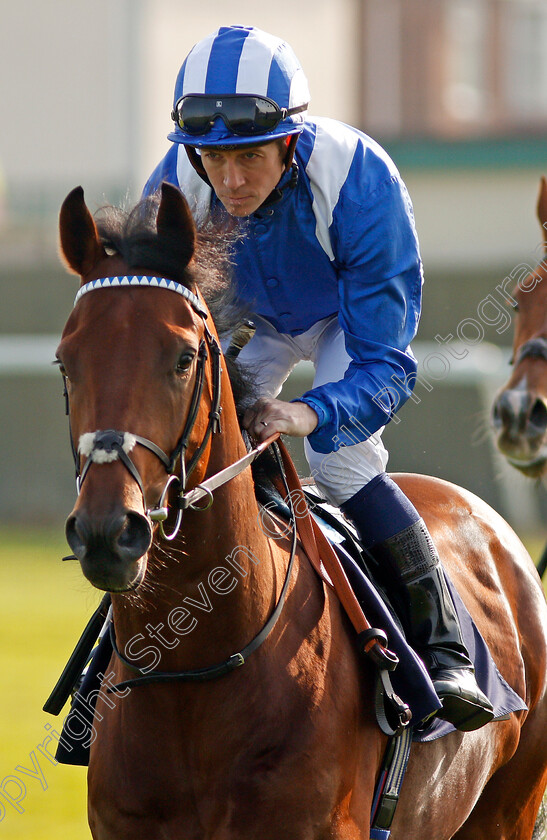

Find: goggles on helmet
<box><xmin>171</xmin><ymin>94</ymin><xmax>307</xmax><ymax>137</ymax></box>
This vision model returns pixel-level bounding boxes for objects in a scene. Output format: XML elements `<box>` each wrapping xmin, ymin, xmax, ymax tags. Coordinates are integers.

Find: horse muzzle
<box><xmin>492</xmin><ymin>387</ymin><xmax>547</xmax><ymax>476</ymax></box>
<box><xmin>66</xmin><ymin>507</ymin><xmax>152</xmax><ymax>591</ymax></box>
<box><xmin>65</xmin><ymin>427</ymin><xmax>168</xmax><ymax>590</ymax></box>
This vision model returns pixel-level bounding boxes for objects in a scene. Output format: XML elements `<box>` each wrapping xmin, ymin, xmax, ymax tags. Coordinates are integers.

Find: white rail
<box><xmin>0</xmin><ymin>335</ymin><xmax>510</xmax><ymax>385</ymax></box>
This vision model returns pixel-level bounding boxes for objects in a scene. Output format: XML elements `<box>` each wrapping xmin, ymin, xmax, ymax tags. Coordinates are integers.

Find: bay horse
<box><xmin>491</xmin><ymin>176</ymin><xmax>547</xmax><ymax>578</ymax></box>
<box><xmin>492</xmin><ymin>176</ymin><xmax>547</xmax><ymax>479</ymax></box>
<box><xmin>56</xmin><ymin>182</ymin><xmax>547</xmax><ymax>839</ymax></box>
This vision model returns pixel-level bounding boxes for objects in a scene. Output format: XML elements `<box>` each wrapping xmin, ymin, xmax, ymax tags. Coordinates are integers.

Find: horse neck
<box><xmin>179</xmin><ymin>421</ymin><xmax>276</xmax><ymax>579</ymax></box>
<box><xmin>178</xmin><ymin>362</ymin><xmax>276</xmax><ymax>577</ymax></box>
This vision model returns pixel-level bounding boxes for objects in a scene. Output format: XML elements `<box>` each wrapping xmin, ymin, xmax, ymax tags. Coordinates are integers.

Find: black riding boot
<box><xmin>367</xmin><ymin>519</ymin><xmax>494</xmax><ymax>732</ymax></box>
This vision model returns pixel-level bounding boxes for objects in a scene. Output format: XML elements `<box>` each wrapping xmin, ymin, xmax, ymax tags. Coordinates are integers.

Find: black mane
<box><xmin>94</xmin><ymin>193</ymin><xmax>256</xmax><ymax>415</ymax></box>
<box><xmin>94</xmin><ymin>194</ymin><xmax>285</xmax><ymax>490</ymax></box>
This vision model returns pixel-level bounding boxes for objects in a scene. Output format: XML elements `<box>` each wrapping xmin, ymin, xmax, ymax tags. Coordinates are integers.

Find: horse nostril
<box><xmin>528</xmin><ymin>398</ymin><xmax>547</xmax><ymax>435</ymax></box>
<box><xmin>117</xmin><ymin>512</ymin><xmax>152</xmax><ymax>561</ymax></box>
<box><xmin>65</xmin><ymin>513</ymin><xmax>88</xmax><ymax>561</ymax></box>
<box><xmin>492</xmin><ymin>401</ymin><xmax>502</xmax><ymax>427</ymax></box>
<box><xmin>492</xmin><ymin>392</ymin><xmax>514</xmax><ymax>429</ymax></box>
<box><xmin>65</xmin><ymin>510</ymin><xmax>152</xmax><ymax>565</ymax></box>
<box><xmin>493</xmin><ymin>389</ymin><xmax>547</xmax><ymax>441</ymax></box>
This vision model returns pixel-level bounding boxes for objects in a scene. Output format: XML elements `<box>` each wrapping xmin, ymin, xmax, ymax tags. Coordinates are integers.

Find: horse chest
<box><xmin>90</xmin><ymin>710</ymin><xmax>356</xmax><ymax>840</ymax></box>
<box><xmin>89</xmin><ymin>647</ymin><xmax>366</xmax><ymax>838</ymax></box>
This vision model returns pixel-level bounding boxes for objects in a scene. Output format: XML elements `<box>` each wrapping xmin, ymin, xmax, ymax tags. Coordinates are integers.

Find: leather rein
<box><xmin>63</xmin><ymin>274</ymin><xmax>408</xmax><ymax>736</ymax></box>
<box><xmin>108</xmin><ymin>441</ymin><xmax>299</xmax><ymax>692</ymax></box>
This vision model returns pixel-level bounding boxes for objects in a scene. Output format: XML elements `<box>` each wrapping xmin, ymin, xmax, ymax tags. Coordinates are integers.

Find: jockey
<box><xmin>143</xmin><ymin>25</ymin><xmax>494</xmax><ymax>732</ymax></box>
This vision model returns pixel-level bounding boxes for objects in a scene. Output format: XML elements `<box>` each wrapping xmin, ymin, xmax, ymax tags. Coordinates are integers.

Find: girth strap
<box><xmin>370</xmin><ymin>726</ymin><xmax>413</xmax><ymax>839</ymax></box>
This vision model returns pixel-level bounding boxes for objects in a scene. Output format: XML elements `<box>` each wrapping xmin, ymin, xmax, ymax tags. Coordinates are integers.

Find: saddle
<box><xmin>257</xmin><ymin>479</ymin><xmax>378</xmax><ymax>584</ymax></box>
<box><xmin>252</xmin><ymin>463</ymin><xmax>526</xmax><ymax>741</ymax></box>
<box><xmin>252</xmin><ymin>445</ymin><xmax>437</xmax><ymax>734</ymax></box>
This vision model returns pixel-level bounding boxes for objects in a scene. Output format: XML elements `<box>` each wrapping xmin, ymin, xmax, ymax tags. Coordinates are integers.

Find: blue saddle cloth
<box><xmin>334</xmin><ymin>541</ymin><xmax>527</xmax><ymax>742</ymax></box>
<box><xmin>54</xmin><ymin>512</ymin><xmax>527</xmax><ymax>766</ymax></box>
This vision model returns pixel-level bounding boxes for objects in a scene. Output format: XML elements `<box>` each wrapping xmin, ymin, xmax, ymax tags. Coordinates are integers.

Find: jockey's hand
<box><xmin>243</xmin><ymin>398</ymin><xmax>318</xmax><ymax>442</ymax></box>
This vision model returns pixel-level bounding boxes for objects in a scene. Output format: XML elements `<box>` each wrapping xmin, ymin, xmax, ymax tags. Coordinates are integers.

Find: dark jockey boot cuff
<box><xmin>340</xmin><ymin>474</ymin><xmax>421</xmax><ymax>549</ymax></box>
<box><xmin>374</xmin><ymin>519</ymin><xmax>440</xmax><ymax>583</ymax></box>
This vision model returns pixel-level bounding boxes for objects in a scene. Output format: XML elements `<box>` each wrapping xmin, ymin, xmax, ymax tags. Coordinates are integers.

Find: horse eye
<box><xmin>175</xmin><ymin>352</ymin><xmax>195</xmax><ymax>373</ymax></box>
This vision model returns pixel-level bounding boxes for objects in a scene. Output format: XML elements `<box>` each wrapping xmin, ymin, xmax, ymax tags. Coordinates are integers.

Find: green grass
<box><xmin>0</xmin><ymin>526</ymin><xmax>545</xmax><ymax>838</ymax></box>
<box><xmin>0</xmin><ymin>528</ymin><xmax>101</xmax><ymax>839</ymax></box>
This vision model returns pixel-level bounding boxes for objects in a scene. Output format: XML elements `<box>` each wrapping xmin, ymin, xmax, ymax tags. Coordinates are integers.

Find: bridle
<box><xmin>61</xmin><ymin>274</ymin><xmax>300</xmax><ymax>689</ymax></box>
<box><xmin>55</xmin><ymin>270</ymin><xmax>411</xmax><ymax>764</ymax></box>
<box><xmin>63</xmin><ymin>275</ymin><xmax>223</xmax><ymax>540</ymax></box>
<box><xmin>511</xmin><ymin>335</ymin><xmax>547</xmax><ymax>367</ymax></box>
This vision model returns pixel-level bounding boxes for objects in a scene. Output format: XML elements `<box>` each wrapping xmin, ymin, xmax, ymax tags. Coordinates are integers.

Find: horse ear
<box><xmin>536</xmin><ymin>176</ymin><xmax>547</xmax><ymax>251</ymax></box>
<box><xmin>156</xmin><ymin>182</ymin><xmax>196</xmax><ymax>269</ymax></box>
<box><xmin>59</xmin><ymin>186</ymin><xmax>106</xmax><ymax>277</ymax></box>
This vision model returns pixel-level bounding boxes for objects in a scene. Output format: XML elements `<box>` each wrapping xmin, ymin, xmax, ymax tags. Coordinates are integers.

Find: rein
<box><xmin>107</xmin><ymin>442</ymin><xmax>299</xmax><ymax>692</ymax></box>
<box><xmin>63</xmin><ymin>273</ymin><xmax>410</xmax><ymax>734</ymax></box>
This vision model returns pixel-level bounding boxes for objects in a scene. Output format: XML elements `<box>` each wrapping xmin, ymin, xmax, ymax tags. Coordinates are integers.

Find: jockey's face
<box><xmin>200</xmin><ymin>141</ymin><xmax>285</xmax><ymax>217</ymax></box>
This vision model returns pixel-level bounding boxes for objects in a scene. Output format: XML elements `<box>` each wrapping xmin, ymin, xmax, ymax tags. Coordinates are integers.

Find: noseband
<box><xmin>512</xmin><ymin>335</ymin><xmax>547</xmax><ymax>366</ymax></box>
<box><xmin>63</xmin><ymin>275</ymin><xmax>222</xmax><ymax>540</ymax></box>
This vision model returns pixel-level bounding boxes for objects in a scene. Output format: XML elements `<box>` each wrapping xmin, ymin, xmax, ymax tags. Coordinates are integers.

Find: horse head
<box><xmin>492</xmin><ymin>176</ymin><xmax>547</xmax><ymax>477</ymax></box>
<box><xmin>57</xmin><ymin>183</ymin><xmax>219</xmax><ymax>591</ymax></box>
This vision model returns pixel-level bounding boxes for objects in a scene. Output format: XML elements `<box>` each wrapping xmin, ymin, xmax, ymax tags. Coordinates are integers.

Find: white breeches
<box><xmin>234</xmin><ymin>314</ymin><xmax>389</xmax><ymax>506</ymax></box>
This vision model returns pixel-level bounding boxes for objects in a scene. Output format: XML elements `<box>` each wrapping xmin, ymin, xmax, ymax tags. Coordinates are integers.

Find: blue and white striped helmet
<box><xmin>168</xmin><ymin>26</ymin><xmax>310</xmax><ymax>147</ymax></box>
